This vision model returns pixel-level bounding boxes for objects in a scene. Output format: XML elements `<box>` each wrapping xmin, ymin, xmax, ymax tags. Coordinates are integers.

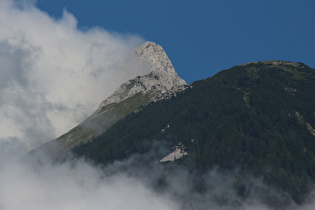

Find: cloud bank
<box><xmin>1</xmin><ymin>153</ymin><xmax>312</xmax><ymax>210</ymax></box>
<box><xmin>0</xmin><ymin>1</ymin><xmax>179</xmax><ymax>209</ymax></box>
<box><xmin>0</xmin><ymin>0</ymin><xmax>149</xmax><ymax>157</ymax></box>
<box><xmin>0</xmin><ymin>157</ymin><xmax>179</xmax><ymax>210</ymax></box>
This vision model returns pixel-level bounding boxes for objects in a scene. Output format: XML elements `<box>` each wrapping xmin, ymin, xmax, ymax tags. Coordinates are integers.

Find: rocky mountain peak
<box><xmin>134</xmin><ymin>41</ymin><xmax>176</xmax><ymax>75</ymax></box>
<box><xmin>98</xmin><ymin>42</ymin><xmax>186</xmax><ymax>108</ymax></box>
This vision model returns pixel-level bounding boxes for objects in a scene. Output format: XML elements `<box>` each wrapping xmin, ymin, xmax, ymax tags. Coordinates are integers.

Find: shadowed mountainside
<box><xmin>74</xmin><ymin>60</ymin><xmax>315</xmax><ymax>204</ymax></box>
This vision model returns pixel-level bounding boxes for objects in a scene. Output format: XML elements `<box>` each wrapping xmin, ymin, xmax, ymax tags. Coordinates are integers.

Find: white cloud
<box><xmin>0</xmin><ymin>157</ymin><xmax>179</xmax><ymax>210</ymax></box>
<box><xmin>0</xmin><ymin>0</ymin><xmax>149</xmax><ymax>156</ymax></box>
<box><xmin>0</xmin><ymin>1</ymin><xmax>178</xmax><ymax>209</ymax></box>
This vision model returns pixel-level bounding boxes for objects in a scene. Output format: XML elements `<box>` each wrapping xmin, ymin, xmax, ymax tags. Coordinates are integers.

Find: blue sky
<box><xmin>37</xmin><ymin>0</ymin><xmax>315</xmax><ymax>83</ymax></box>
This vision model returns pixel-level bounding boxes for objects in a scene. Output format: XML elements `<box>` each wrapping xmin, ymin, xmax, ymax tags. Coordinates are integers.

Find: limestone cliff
<box><xmin>98</xmin><ymin>41</ymin><xmax>186</xmax><ymax>108</ymax></box>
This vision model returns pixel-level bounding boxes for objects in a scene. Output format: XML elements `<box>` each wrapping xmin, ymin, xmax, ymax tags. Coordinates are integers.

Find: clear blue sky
<box><xmin>37</xmin><ymin>0</ymin><xmax>315</xmax><ymax>83</ymax></box>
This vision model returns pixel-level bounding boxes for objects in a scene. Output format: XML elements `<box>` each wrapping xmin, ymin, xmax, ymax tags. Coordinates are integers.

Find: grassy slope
<box><xmin>55</xmin><ymin>92</ymin><xmax>154</xmax><ymax>149</ymax></box>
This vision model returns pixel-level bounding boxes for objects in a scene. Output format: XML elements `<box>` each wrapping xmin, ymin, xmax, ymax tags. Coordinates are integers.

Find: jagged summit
<box><xmin>98</xmin><ymin>41</ymin><xmax>186</xmax><ymax>108</ymax></box>
<box><xmin>135</xmin><ymin>41</ymin><xmax>177</xmax><ymax>75</ymax></box>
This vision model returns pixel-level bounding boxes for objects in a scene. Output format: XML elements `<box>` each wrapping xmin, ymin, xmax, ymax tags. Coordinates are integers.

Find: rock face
<box><xmin>159</xmin><ymin>142</ymin><xmax>188</xmax><ymax>162</ymax></box>
<box><xmin>35</xmin><ymin>41</ymin><xmax>187</xmax><ymax>152</ymax></box>
<box><xmin>99</xmin><ymin>41</ymin><xmax>186</xmax><ymax>108</ymax></box>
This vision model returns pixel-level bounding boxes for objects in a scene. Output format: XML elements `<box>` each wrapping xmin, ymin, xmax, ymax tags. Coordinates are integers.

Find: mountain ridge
<box><xmin>73</xmin><ymin>60</ymin><xmax>315</xmax><ymax>204</ymax></box>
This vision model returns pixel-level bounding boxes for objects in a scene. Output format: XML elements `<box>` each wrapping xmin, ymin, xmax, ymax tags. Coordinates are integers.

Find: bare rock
<box><xmin>98</xmin><ymin>41</ymin><xmax>186</xmax><ymax>108</ymax></box>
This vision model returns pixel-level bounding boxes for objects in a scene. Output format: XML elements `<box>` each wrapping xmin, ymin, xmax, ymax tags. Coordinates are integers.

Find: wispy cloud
<box><xmin>0</xmin><ymin>0</ymin><xmax>148</xmax><ymax>157</ymax></box>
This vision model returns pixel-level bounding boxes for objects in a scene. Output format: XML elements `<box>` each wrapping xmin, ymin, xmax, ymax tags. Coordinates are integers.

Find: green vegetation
<box><xmin>55</xmin><ymin>91</ymin><xmax>154</xmax><ymax>149</ymax></box>
<box><xmin>73</xmin><ymin>61</ymin><xmax>315</xmax><ymax>203</ymax></box>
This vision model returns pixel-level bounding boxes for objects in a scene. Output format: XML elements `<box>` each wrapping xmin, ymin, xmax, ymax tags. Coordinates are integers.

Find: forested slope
<box><xmin>74</xmin><ymin>61</ymin><xmax>315</xmax><ymax>203</ymax></box>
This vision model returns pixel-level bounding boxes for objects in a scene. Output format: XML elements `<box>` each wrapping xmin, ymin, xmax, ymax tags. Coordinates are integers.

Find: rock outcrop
<box><xmin>98</xmin><ymin>41</ymin><xmax>186</xmax><ymax>108</ymax></box>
